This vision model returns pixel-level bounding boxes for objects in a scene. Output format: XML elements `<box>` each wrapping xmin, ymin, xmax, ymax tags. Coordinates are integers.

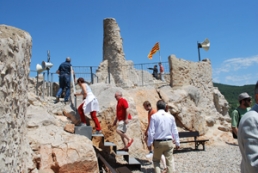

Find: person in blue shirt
<box><xmin>55</xmin><ymin>57</ymin><xmax>72</xmax><ymax>103</ymax></box>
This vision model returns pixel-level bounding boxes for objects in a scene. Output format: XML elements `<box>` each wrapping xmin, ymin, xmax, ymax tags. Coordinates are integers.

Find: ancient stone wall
<box><xmin>169</xmin><ymin>54</ymin><xmax>213</xmax><ymax>89</ymax></box>
<box><xmin>0</xmin><ymin>25</ymin><xmax>33</xmax><ymax>172</ymax></box>
<box><xmin>165</xmin><ymin>55</ymin><xmax>229</xmax><ymax>134</ymax></box>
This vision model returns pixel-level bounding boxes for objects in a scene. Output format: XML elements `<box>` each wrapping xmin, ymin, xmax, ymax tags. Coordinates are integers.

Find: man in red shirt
<box><xmin>159</xmin><ymin>62</ymin><xmax>165</xmax><ymax>81</ymax></box>
<box><xmin>113</xmin><ymin>91</ymin><xmax>134</xmax><ymax>150</ymax></box>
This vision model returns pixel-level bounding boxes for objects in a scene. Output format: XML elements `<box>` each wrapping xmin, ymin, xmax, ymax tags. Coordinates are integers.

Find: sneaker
<box><xmin>161</xmin><ymin>167</ymin><xmax>167</xmax><ymax>173</ymax></box>
<box><xmin>146</xmin><ymin>152</ymin><xmax>153</xmax><ymax>158</ymax></box>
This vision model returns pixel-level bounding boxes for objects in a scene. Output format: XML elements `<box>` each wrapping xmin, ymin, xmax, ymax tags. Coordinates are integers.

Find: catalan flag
<box><xmin>148</xmin><ymin>42</ymin><xmax>160</xmax><ymax>59</ymax></box>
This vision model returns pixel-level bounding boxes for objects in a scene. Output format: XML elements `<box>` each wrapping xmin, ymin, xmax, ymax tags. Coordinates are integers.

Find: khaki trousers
<box><xmin>153</xmin><ymin>140</ymin><xmax>175</xmax><ymax>173</ymax></box>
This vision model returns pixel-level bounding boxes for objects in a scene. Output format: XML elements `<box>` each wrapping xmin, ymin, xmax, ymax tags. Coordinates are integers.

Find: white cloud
<box><xmin>212</xmin><ymin>55</ymin><xmax>258</xmax><ymax>85</ymax></box>
<box><xmin>225</xmin><ymin>74</ymin><xmax>251</xmax><ymax>83</ymax></box>
<box><xmin>213</xmin><ymin>55</ymin><xmax>258</xmax><ymax>75</ymax></box>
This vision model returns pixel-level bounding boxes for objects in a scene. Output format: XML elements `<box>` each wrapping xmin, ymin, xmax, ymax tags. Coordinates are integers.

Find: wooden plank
<box><xmin>116</xmin><ymin>166</ymin><xmax>132</xmax><ymax>173</ymax></box>
<box><xmin>179</xmin><ymin>131</ymin><xmax>199</xmax><ymax>138</ymax></box>
<box><xmin>177</xmin><ymin>131</ymin><xmax>209</xmax><ymax>151</ymax></box>
<box><xmin>180</xmin><ymin>141</ymin><xmax>196</xmax><ymax>143</ymax></box>
<box><xmin>180</xmin><ymin>140</ymin><xmax>209</xmax><ymax>143</ymax></box>
<box><xmin>196</xmin><ymin>139</ymin><xmax>209</xmax><ymax>142</ymax></box>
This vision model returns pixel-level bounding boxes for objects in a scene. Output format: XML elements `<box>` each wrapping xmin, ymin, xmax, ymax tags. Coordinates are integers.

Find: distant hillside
<box><xmin>213</xmin><ymin>83</ymin><xmax>255</xmax><ymax>114</ymax></box>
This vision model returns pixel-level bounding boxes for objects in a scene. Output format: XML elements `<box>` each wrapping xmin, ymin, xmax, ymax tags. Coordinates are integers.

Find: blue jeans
<box><xmin>56</xmin><ymin>74</ymin><xmax>70</xmax><ymax>102</ymax></box>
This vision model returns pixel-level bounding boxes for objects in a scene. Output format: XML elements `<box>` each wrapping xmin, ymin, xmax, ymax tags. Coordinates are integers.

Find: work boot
<box><xmin>54</xmin><ymin>97</ymin><xmax>59</xmax><ymax>103</ymax></box>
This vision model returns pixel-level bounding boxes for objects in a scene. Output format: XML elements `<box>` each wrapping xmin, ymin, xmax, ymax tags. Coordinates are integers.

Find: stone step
<box><xmin>92</xmin><ymin>133</ymin><xmax>104</xmax><ymax>137</ymax></box>
<box><xmin>91</xmin><ymin>133</ymin><xmax>141</xmax><ymax>171</ymax></box>
<box><xmin>128</xmin><ymin>157</ymin><xmax>141</xmax><ymax>170</ymax></box>
<box><xmin>116</xmin><ymin>150</ymin><xmax>129</xmax><ymax>156</ymax></box>
<box><xmin>104</xmin><ymin>141</ymin><xmax>116</xmax><ymax>147</ymax></box>
<box><xmin>75</xmin><ymin>125</ymin><xmax>92</xmax><ymax>140</ymax></box>
<box><xmin>128</xmin><ymin>157</ymin><xmax>140</xmax><ymax>165</ymax></box>
<box><xmin>104</xmin><ymin>141</ymin><xmax>117</xmax><ymax>152</ymax></box>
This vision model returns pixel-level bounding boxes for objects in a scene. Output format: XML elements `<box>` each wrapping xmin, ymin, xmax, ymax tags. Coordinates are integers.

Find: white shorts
<box><xmin>117</xmin><ymin>120</ymin><xmax>127</xmax><ymax>133</ymax></box>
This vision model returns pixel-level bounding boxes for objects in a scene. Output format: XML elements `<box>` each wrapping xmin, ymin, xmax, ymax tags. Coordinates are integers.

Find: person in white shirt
<box><xmin>74</xmin><ymin>77</ymin><xmax>102</xmax><ymax>134</ymax></box>
<box><xmin>148</xmin><ymin>100</ymin><xmax>180</xmax><ymax>173</ymax></box>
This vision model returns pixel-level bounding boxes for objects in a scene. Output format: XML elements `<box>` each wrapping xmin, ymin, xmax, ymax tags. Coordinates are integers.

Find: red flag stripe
<box><xmin>148</xmin><ymin>42</ymin><xmax>160</xmax><ymax>59</ymax></box>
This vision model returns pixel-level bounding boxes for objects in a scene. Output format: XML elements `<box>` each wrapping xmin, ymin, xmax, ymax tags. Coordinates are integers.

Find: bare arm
<box><xmin>145</xmin><ymin>124</ymin><xmax>150</xmax><ymax>136</ymax></box>
<box><xmin>81</xmin><ymin>84</ymin><xmax>87</xmax><ymax>99</ymax></box>
<box><xmin>231</xmin><ymin>110</ymin><xmax>239</xmax><ymax>137</ymax></box>
<box><xmin>125</xmin><ymin>108</ymin><xmax>129</xmax><ymax>124</ymax></box>
<box><xmin>232</xmin><ymin>127</ymin><xmax>238</xmax><ymax>136</ymax></box>
<box><xmin>112</xmin><ymin>117</ymin><xmax>117</xmax><ymax>126</ymax></box>
<box><xmin>74</xmin><ymin>83</ymin><xmax>87</xmax><ymax>99</ymax></box>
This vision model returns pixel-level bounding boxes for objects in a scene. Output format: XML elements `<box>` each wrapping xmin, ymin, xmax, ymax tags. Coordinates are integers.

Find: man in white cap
<box><xmin>231</xmin><ymin>92</ymin><xmax>252</xmax><ymax>139</ymax></box>
<box><xmin>238</xmin><ymin>82</ymin><xmax>258</xmax><ymax>173</ymax></box>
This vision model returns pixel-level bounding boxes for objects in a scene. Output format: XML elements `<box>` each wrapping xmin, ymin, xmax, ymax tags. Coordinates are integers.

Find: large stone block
<box><xmin>0</xmin><ymin>25</ymin><xmax>33</xmax><ymax>172</ymax></box>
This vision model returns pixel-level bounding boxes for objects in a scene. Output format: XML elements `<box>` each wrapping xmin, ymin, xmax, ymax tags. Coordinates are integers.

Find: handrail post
<box><xmin>108</xmin><ymin>67</ymin><xmax>110</xmax><ymax>84</ymax></box>
<box><xmin>90</xmin><ymin>66</ymin><xmax>93</xmax><ymax>84</ymax></box>
<box><xmin>36</xmin><ymin>72</ymin><xmax>39</xmax><ymax>96</ymax></box>
<box><xmin>42</xmin><ymin>72</ymin><xmax>45</xmax><ymax>99</ymax></box>
<box><xmin>71</xmin><ymin>66</ymin><xmax>77</xmax><ymax>109</ymax></box>
<box><xmin>141</xmin><ymin>64</ymin><xmax>143</xmax><ymax>86</ymax></box>
<box><xmin>50</xmin><ymin>73</ymin><xmax>53</xmax><ymax>96</ymax></box>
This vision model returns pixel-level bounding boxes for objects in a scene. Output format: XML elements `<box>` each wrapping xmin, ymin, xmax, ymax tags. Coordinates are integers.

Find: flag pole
<box><xmin>158</xmin><ymin>43</ymin><xmax>161</xmax><ymax>62</ymax></box>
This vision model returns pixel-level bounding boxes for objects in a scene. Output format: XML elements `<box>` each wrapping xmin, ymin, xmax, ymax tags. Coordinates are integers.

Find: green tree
<box><xmin>213</xmin><ymin>83</ymin><xmax>255</xmax><ymax>115</ymax></box>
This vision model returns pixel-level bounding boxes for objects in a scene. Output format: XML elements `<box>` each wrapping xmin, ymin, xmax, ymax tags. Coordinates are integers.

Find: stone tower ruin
<box><xmin>0</xmin><ymin>25</ymin><xmax>33</xmax><ymax>172</ymax></box>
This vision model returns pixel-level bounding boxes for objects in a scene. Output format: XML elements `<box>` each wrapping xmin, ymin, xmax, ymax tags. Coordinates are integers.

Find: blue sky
<box><xmin>1</xmin><ymin>0</ymin><xmax>257</xmax><ymax>86</ymax></box>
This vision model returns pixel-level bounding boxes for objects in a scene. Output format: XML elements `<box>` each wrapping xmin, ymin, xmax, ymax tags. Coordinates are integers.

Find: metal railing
<box><xmin>29</xmin><ymin>61</ymin><xmax>169</xmax><ymax>96</ymax></box>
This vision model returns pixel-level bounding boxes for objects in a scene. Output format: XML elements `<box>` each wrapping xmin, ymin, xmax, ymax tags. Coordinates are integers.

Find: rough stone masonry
<box><xmin>0</xmin><ymin>25</ymin><xmax>33</xmax><ymax>172</ymax></box>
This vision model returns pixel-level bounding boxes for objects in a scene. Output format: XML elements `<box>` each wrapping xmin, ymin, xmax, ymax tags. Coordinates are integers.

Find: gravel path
<box><xmin>132</xmin><ymin>144</ymin><xmax>241</xmax><ymax>173</ymax></box>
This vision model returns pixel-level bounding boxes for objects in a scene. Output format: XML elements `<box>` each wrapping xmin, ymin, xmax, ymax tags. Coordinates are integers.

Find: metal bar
<box><xmin>50</xmin><ymin>73</ymin><xmax>53</xmax><ymax>96</ymax></box>
<box><xmin>47</xmin><ymin>69</ymin><xmax>49</xmax><ymax>96</ymax></box>
<box><xmin>141</xmin><ymin>64</ymin><xmax>143</xmax><ymax>86</ymax></box>
<box><xmin>36</xmin><ymin>72</ymin><xmax>39</xmax><ymax>96</ymax></box>
<box><xmin>97</xmin><ymin>153</ymin><xmax>117</xmax><ymax>173</ymax></box>
<box><xmin>90</xmin><ymin>66</ymin><xmax>93</xmax><ymax>84</ymax></box>
<box><xmin>42</xmin><ymin>72</ymin><xmax>45</xmax><ymax>99</ymax></box>
<box><xmin>159</xmin><ymin>44</ymin><xmax>161</xmax><ymax>62</ymax></box>
<box><xmin>198</xmin><ymin>42</ymin><xmax>201</xmax><ymax>61</ymax></box>
<box><xmin>71</xmin><ymin>66</ymin><xmax>77</xmax><ymax>108</ymax></box>
<box><xmin>108</xmin><ymin>67</ymin><xmax>110</xmax><ymax>84</ymax></box>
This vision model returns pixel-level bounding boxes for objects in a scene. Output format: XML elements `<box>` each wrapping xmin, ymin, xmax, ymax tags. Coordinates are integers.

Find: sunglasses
<box><xmin>244</xmin><ymin>98</ymin><xmax>251</xmax><ymax>102</ymax></box>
